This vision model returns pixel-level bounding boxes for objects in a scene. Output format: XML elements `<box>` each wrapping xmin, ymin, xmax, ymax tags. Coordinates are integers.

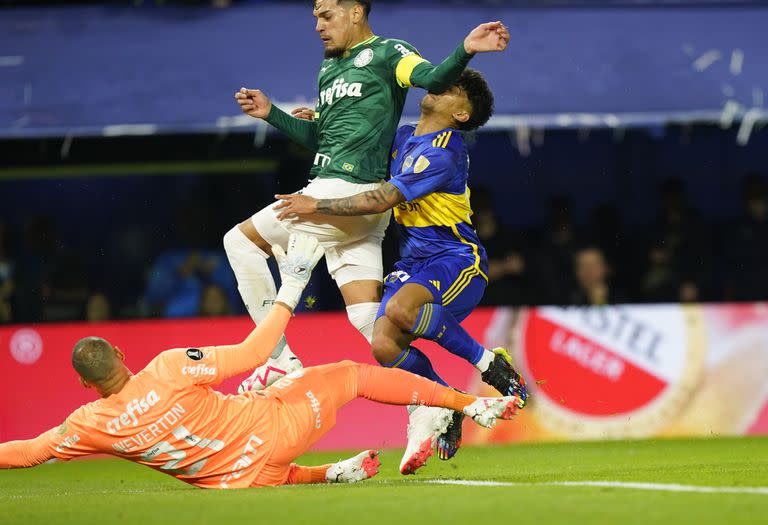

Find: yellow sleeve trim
<box><xmin>396</xmin><ymin>54</ymin><xmax>428</xmax><ymax>88</ymax></box>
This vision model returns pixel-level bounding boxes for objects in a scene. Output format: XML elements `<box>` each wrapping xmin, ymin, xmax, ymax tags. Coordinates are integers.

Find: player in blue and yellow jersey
<box><xmin>274</xmin><ymin>69</ymin><xmax>527</xmax><ymax>475</ymax></box>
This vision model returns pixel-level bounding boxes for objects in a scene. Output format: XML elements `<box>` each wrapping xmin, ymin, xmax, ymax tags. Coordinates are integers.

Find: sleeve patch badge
<box><xmin>55</xmin><ymin>421</ymin><xmax>69</xmax><ymax>435</ymax></box>
<box><xmin>414</xmin><ymin>155</ymin><xmax>431</xmax><ymax>174</ymax></box>
<box><xmin>186</xmin><ymin>348</ymin><xmax>204</xmax><ymax>361</ymax></box>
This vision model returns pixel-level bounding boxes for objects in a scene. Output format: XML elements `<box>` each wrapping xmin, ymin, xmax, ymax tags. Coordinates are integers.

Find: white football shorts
<box><xmin>250</xmin><ymin>177</ymin><xmax>391</xmax><ymax>287</ymax></box>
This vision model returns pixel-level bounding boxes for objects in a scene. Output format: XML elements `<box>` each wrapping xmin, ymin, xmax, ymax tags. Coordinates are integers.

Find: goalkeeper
<box><xmin>0</xmin><ymin>234</ymin><xmax>522</xmax><ymax>489</ymax></box>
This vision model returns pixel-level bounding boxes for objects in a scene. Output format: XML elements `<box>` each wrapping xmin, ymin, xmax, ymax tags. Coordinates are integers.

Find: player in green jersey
<box><xmin>228</xmin><ymin>0</ymin><xmax>509</xmax><ymax>393</ymax></box>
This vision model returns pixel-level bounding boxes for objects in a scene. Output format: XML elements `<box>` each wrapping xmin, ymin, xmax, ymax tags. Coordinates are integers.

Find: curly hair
<box><xmin>455</xmin><ymin>68</ymin><xmax>494</xmax><ymax>131</ymax></box>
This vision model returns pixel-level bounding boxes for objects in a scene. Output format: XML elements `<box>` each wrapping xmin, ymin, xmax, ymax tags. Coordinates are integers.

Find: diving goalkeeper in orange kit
<box><xmin>0</xmin><ymin>234</ymin><xmax>522</xmax><ymax>489</ymax></box>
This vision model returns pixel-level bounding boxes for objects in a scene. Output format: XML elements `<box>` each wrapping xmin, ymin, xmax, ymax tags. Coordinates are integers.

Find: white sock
<box><xmin>474</xmin><ymin>349</ymin><xmax>495</xmax><ymax>372</ymax></box>
<box><xmin>346</xmin><ymin>302</ymin><xmax>380</xmax><ymax>344</ymax></box>
<box><xmin>223</xmin><ymin>225</ymin><xmax>291</xmax><ymax>360</ymax></box>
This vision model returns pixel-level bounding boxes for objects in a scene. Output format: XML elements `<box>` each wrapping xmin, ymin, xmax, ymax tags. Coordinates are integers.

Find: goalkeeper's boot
<box><xmin>326</xmin><ymin>450</ymin><xmax>380</xmax><ymax>483</ymax></box>
<box><xmin>436</xmin><ymin>410</ymin><xmax>465</xmax><ymax>461</ymax></box>
<box><xmin>463</xmin><ymin>396</ymin><xmax>523</xmax><ymax>428</ymax></box>
<box><xmin>399</xmin><ymin>406</ymin><xmax>452</xmax><ymax>475</ymax></box>
<box><xmin>238</xmin><ymin>346</ymin><xmax>303</xmax><ymax>393</ymax></box>
<box><xmin>481</xmin><ymin>348</ymin><xmax>528</xmax><ymax>408</ymax></box>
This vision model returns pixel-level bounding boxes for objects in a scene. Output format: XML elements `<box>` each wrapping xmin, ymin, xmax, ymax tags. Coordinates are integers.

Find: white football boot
<box><xmin>326</xmin><ymin>450</ymin><xmax>381</xmax><ymax>483</ymax></box>
<box><xmin>462</xmin><ymin>396</ymin><xmax>522</xmax><ymax>428</ymax></box>
<box><xmin>399</xmin><ymin>406</ymin><xmax>453</xmax><ymax>475</ymax></box>
<box><xmin>237</xmin><ymin>347</ymin><xmax>303</xmax><ymax>393</ymax></box>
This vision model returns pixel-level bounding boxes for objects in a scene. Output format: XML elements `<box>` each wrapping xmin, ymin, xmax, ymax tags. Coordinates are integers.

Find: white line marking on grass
<box><xmin>424</xmin><ymin>480</ymin><xmax>768</xmax><ymax>495</ymax></box>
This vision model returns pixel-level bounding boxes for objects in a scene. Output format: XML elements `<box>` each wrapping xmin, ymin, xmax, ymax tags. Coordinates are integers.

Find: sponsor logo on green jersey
<box><xmin>320</xmin><ymin>77</ymin><xmax>364</xmax><ymax>107</ymax></box>
<box><xmin>314</xmin><ymin>152</ymin><xmax>332</xmax><ymax>167</ymax></box>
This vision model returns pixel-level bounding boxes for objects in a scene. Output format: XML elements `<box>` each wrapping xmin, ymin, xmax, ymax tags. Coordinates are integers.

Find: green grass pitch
<box><xmin>2</xmin><ymin>437</ymin><xmax>766</xmax><ymax>525</ymax></box>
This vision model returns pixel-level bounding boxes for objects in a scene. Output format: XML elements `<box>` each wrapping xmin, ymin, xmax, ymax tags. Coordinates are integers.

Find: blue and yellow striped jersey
<box><xmin>389</xmin><ymin>124</ymin><xmax>488</xmax><ymax>271</ymax></box>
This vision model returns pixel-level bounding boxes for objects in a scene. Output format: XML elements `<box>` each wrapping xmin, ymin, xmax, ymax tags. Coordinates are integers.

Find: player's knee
<box><xmin>223</xmin><ymin>226</ymin><xmax>239</xmax><ymax>257</ymax></box>
<box><xmin>370</xmin><ymin>336</ymin><xmax>402</xmax><ymax>366</ymax></box>
<box><xmin>223</xmin><ymin>224</ymin><xmax>264</xmax><ymax>259</ymax></box>
<box><xmin>225</xmin><ymin>221</ymin><xmax>272</xmax><ymax>258</ymax></box>
<box><xmin>346</xmin><ymin>302</ymin><xmax>379</xmax><ymax>344</ymax></box>
<box><xmin>336</xmin><ymin>359</ymin><xmax>358</xmax><ymax>369</ymax></box>
<box><xmin>324</xmin><ymin>360</ymin><xmax>359</xmax><ymax>381</ymax></box>
<box><xmin>384</xmin><ymin>298</ymin><xmax>418</xmax><ymax>332</ymax></box>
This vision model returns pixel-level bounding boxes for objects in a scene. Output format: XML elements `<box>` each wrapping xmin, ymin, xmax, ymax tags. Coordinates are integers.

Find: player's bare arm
<box><xmin>274</xmin><ymin>183</ymin><xmax>405</xmax><ymax>219</ymax></box>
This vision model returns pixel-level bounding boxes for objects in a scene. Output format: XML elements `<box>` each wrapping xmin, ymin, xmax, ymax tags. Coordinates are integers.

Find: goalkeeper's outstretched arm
<box><xmin>209</xmin><ymin>234</ymin><xmax>325</xmax><ymax>381</ymax></box>
<box><xmin>0</xmin><ymin>432</ymin><xmax>56</xmax><ymax>469</ymax></box>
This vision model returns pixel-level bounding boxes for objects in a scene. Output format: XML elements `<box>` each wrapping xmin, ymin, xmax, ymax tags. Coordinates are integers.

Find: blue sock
<box><xmin>410</xmin><ymin>303</ymin><xmax>485</xmax><ymax>365</ymax></box>
<box><xmin>384</xmin><ymin>346</ymin><xmax>448</xmax><ymax>386</ymax></box>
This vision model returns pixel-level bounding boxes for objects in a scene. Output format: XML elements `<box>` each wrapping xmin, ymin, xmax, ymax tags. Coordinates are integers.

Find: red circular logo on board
<box><xmin>519</xmin><ymin>305</ymin><xmax>704</xmax><ymax>436</ymax></box>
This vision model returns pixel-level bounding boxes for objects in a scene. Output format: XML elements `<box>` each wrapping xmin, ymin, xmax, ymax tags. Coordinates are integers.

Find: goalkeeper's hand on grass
<box><xmin>273</xmin><ymin>233</ymin><xmax>324</xmax><ymax>312</ymax></box>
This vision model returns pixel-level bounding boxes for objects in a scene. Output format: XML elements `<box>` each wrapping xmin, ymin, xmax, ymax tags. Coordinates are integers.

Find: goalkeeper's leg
<box><xmin>251</xmin><ymin>361</ymin><xmax>522</xmax><ymax>486</ymax></box>
<box><xmin>285</xmin><ymin>450</ymin><xmax>381</xmax><ymax>485</ymax></box>
<box><xmin>312</xmin><ymin>361</ymin><xmax>522</xmax><ymax>428</ymax></box>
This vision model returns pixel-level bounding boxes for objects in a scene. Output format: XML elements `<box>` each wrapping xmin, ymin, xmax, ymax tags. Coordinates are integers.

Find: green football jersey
<box><xmin>266</xmin><ymin>35</ymin><xmax>473</xmax><ymax>185</ymax></box>
<box><xmin>311</xmin><ymin>36</ymin><xmax>418</xmax><ymax>183</ymax></box>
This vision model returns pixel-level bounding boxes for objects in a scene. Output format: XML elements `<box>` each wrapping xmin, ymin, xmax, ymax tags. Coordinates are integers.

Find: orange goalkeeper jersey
<box><xmin>41</xmin><ymin>347</ymin><xmax>280</xmax><ymax>488</ymax></box>
<box><xmin>0</xmin><ymin>307</ymin><xmax>294</xmax><ymax>489</ymax></box>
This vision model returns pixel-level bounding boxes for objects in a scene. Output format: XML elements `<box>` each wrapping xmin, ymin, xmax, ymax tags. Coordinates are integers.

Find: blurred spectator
<box><xmin>144</xmin><ymin>250</ymin><xmax>238</xmax><ymax>318</ymax></box>
<box><xmin>13</xmin><ymin>216</ymin><xmax>56</xmax><ymax>322</ymax></box>
<box><xmin>42</xmin><ymin>250</ymin><xmax>89</xmax><ymax>322</ymax></box>
<box><xmin>0</xmin><ymin>222</ymin><xmax>14</xmax><ymax>323</ymax></box>
<box><xmin>85</xmin><ymin>292</ymin><xmax>112</xmax><ymax>322</ymax></box>
<box><xmin>102</xmin><ymin>227</ymin><xmax>153</xmax><ymax>319</ymax></box>
<box><xmin>588</xmin><ymin>203</ymin><xmax>623</xmax><ymax>260</ymax></box>
<box><xmin>199</xmin><ymin>284</ymin><xmax>233</xmax><ymax>317</ymax></box>
<box><xmin>641</xmin><ymin>242</ymin><xmax>679</xmax><ymax>303</ymax></box>
<box><xmin>586</xmin><ymin>203</ymin><xmax>637</xmax><ymax>293</ymax></box>
<box><xmin>538</xmin><ymin>195</ymin><xmax>580</xmax><ymax>303</ymax></box>
<box><xmin>724</xmin><ymin>173</ymin><xmax>768</xmax><ymax>301</ymax></box>
<box><xmin>651</xmin><ymin>177</ymin><xmax>713</xmax><ymax>294</ymax></box>
<box><xmin>655</xmin><ymin>178</ymin><xmax>692</xmax><ymax>257</ymax></box>
<box><xmin>8</xmin><ymin>215</ymin><xmax>91</xmax><ymax>322</ymax></box>
<box><xmin>569</xmin><ymin>246</ymin><xmax>625</xmax><ymax>306</ymax></box>
<box><xmin>678</xmin><ymin>280</ymin><xmax>700</xmax><ymax>303</ymax></box>
<box><xmin>472</xmin><ymin>188</ymin><xmax>539</xmax><ymax>306</ymax></box>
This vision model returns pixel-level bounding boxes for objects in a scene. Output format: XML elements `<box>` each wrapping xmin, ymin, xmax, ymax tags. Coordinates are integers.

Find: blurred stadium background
<box><xmin>1</xmin><ymin>0</ymin><xmax>768</xmax><ymax>454</ymax></box>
